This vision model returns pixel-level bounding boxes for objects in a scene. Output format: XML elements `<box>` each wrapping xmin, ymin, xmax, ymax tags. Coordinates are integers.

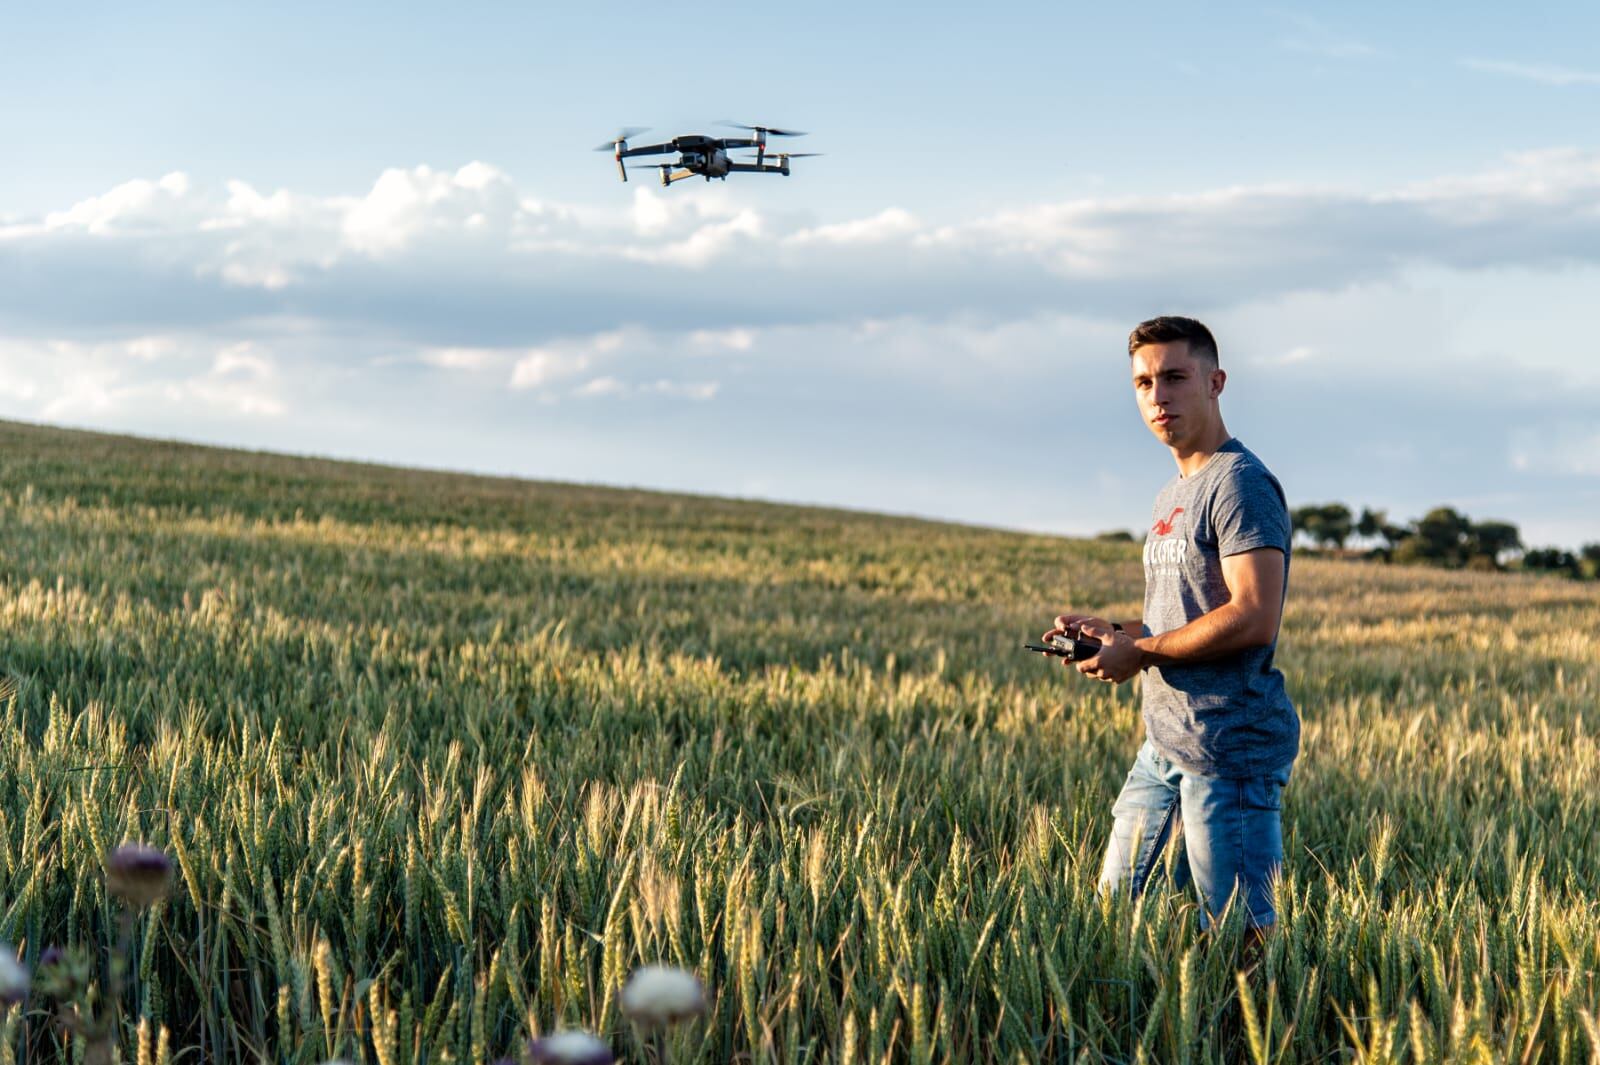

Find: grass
<box><xmin>0</xmin><ymin>417</ymin><xmax>1597</xmax><ymax>1063</ymax></box>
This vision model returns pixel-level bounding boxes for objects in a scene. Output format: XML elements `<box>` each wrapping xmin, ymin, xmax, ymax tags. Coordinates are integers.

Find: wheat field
<box><xmin>0</xmin><ymin>418</ymin><xmax>1597</xmax><ymax>1063</ymax></box>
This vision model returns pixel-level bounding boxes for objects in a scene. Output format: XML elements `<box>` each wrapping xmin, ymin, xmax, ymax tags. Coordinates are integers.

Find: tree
<box><xmin>1580</xmin><ymin>543</ymin><xmax>1600</xmax><ymax>580</ymax></box>
<box><xmin>1412</xmin><ymin>506</ymin><xmax>1472</xmax><ymax>566</ymax></box>
<box><xmin>1292</xmin><ymin>502</ymin><xmax>1353</xmax><ymax>550</ymax></box>
<box><xmin>1523</xmin><ymin>547</ymin><xmax>1580</xmax><ymax>578</ymax></box>
<box><xmin>1466</xmin><ymin>520</ymin><xmax>1522</xmax><ymax>568</ymax></box>
<box><xmin>1356</xmin><ymin>506</ymin><xmax>1411</xmax><ymax>560</ymax></box>
<box><xmin>1313</xmin><ymin>503</ymin><xmax>1353</xmax><ymax>550</ymax></box>
<box><xmin>1391</xmin><ymin>537</ymin><xmax>1433</xmax><ymax>566</ymax></box>
<box><xmin>1290</xmin><ymin>505</ymin><xmax>1315</xmax><ymax>541</ymax></box>
<box><xmin>1357</xmin><ymin>507</ymin><xmax>1385</xmax><ymax>541</ymax></box>
<box><xmin>1381</xmin><ymin>520</ymin><xmax>1413</xmax><ymax>547</ymax></box>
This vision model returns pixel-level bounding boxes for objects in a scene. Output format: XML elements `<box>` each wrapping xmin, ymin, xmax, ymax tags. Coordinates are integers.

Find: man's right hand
<box><xmin>1042</xmin><ymin>613</ymin><xmax>1111</xmax><ymax>643</ymax></box>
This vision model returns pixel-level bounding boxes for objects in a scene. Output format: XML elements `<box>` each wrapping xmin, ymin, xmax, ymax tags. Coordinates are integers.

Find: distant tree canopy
<box><xmin>1290</xmin><ymin>502</ymin><xmax>1594</xmax><ymax>578</ymax></box>
<box><xmin>1468</xmin><ymin>520</ymin><xmax>1523</xmax><ymax>562</ymax></box>
<box><xmin>1523</xmin><ymin>547</ymin><xmax>1581</xmax><ymax>577</ymax></box>
<box><xmin>1357</xmin><ymin>507</ymin><xmax>1412</xmax><ymax>549</ymax></box>
<box><xmin>1291</xmin><ymin>503</ymin><xmax>1354</xmax><ymax>549</ymax></box>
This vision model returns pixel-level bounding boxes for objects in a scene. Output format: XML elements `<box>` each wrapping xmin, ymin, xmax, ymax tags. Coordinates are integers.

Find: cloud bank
<box><xmin>2</xmin><ymin>151</ymin><xmax>1598</xmax><ymax>546</ymax></box>
<box><xmin>7</xmin><ymin>149</ymin><xmax>1600</xmax><ymax>345</ymax></box>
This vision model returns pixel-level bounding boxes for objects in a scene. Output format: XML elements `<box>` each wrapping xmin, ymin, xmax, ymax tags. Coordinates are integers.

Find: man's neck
<box><xmin>1170</xmin><ymin>419</ymin><xmax>1232</xmax><ymax>478</ymax></box>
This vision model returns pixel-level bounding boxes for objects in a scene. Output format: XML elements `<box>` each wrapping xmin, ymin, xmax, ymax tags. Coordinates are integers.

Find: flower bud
<box><xmin>33</xmin><ymin>944</ymin><xmax>89</xmax><ymax>999</ymax></box>
<box><xmin>106</xmin><ymin>843</ymin><xmax>174</xmax><ymax>909</ymax></box>
<box><xmin>618</xmin><ymin>965</ymin><xmax>706</xmax><ymax>1027</ymax></box>
<box><xmin>0</xmin><ymin>944</ymin><xmax>27</xmax><ymax>1006</ymax></box>
<box><xmin>526</xmin><ymin>1031</ymin><xmax>614</xmax><ymax>1065</ymax></box>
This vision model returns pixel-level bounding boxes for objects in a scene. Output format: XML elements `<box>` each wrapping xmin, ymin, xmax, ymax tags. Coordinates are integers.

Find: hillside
<box><xmin>1</xmin><ymin>418</ymin><xmax>1597</xmax><ymax>1062</ymax></box>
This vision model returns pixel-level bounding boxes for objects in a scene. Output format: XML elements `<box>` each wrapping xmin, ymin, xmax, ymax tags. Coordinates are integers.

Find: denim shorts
<box><xmin>1098</xmin><ymin>740</ymin><xmax>1292</xmax><ymax>928</ymax></box>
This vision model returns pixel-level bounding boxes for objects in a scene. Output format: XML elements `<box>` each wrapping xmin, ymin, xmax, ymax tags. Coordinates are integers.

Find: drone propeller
<box><xmin>738</xmin><ymin>152</ymin><xmax>824</xmax><ymax>161</ymax></box>
<box><xmin>718</xmin><ymin>120</ymin><xmax>808</xmax><ymax>137</ymax></box>
<box><xmin>594</xmin><ymin>127</ymin><xmax>650</xmax><ymax>151</ymax></box>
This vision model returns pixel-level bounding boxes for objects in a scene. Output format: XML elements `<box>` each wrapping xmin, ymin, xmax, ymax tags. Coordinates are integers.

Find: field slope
<box><xmin>1</xmin><ymin>418</ymin><xmax>1597</xmax><ymax>1063</ymax></box>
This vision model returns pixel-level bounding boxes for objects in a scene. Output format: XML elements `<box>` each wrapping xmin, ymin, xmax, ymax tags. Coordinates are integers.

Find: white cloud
<box><xmin>1462</xmin><ymin>58</ymin><xmax>1600</xmax><ymax>87</ymax></box>
<box><xmin>688</xmin><ymin>328</ymin><xmax>756</xmax><ymax>352</ymax></box>
<box><xmin>1273</xmin><ymin>12</ymin><xmax>1379</xmax><ymax>60</ymax></box>
<box><xmin>341</xmin><ymin>162</ymin><xmax>530</xmax><ymax>255</ymax></box>
<box><xmin>1510</xmin><ymin>423</ymin><xmax>1600</xmax><ymax>476</ymax></box>
<box><xmin>574</xmin><ymin>376</ymin><xmax>626</xmax><ymax>397</ymax></box>
<box><xmin>0</xmin><ymin>335</ymin><xmax>285</xmax><ymax>421</ymax></box>
<box><xmin>44</xmin><ymin>172</ymin><xmax>194</xmax><ymax>234</ymax></box>
<box><xmin>505</xmin><ymin>326</ymin><xmax>731</xmax><ymax>401</ymax></box>
<box><xmin>418</xmin><ymin>347</ymin><xmax>505</xmax><ymax>371</ymax></box>
<box><xmin>622</xmin><ymin>208</ymin><xmax>765</xmax><ymax>267</ymax></box>
<box><xmin>629</xmin><ymin>185</ymin><xmax>746</xmax><ymax>237</ymax></box>
<box><xmin>10</xmin><ymin>150</ymin><xmax>1600</xmax><ymax>346</ymax></box>
<box><xmin>1263</xmin><ymin>345</ymin><xmax>1316</xmax><ymax>366</ymax></box>
<box><xmin>570</xmin><ymin>374</ymin><xmax>719</xmax><ymax>400</ymax></box>
<box><xmin>648</xmin><ymin>380</ymin><xmax>718</xmax><ymax>400</ymax></box>
<box><xmin>787</xmin><ymin>208</ymin><xmax>919</xmax><ymax>246</ymax></box>
<box><xmin>510</xmin><ymin>349</ymin><xmax>590</xmax><ymax>390</ymax></box>
<box><xmin>213</xmin><ymin>342</ymin><xmax>275</xmax><ymax>379</ymax></box>
<box><xmin>127</xmin><ymin>336</ymin><xmax>180</xmax><ymax>361</ymax></box>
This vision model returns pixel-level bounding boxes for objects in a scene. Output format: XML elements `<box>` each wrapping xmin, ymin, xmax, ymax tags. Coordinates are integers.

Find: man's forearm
<box><xmin>1133</xmin><ymin>602</ymin><xmax>1271</xmax><ymax>669</ymax></box>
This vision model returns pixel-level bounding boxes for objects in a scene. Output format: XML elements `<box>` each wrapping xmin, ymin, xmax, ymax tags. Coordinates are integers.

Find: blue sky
<box><xmin>3</xmin><ymin>3</ymin><xmax>1599</xmax><ymax>548</ymax></box>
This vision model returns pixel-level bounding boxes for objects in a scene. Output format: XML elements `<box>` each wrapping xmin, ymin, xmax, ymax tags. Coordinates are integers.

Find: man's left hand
<box><xmin>1074</xmin><ymin>621</ymin><xmax>1144</xmax><ymax>684</ymax></box>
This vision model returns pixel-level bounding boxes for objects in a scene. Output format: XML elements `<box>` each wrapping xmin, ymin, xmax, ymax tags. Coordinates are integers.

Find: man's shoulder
<box><xmin>1208</xmin><ymin>441</ymin><xmax>1285</xmax><ymax>496</ymax></box>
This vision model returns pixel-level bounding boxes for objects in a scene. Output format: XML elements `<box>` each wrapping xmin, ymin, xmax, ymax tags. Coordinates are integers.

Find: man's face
<box><xmin>1129</xmin><ymin>341</ymin><xmax>1224</xmax><ymax>448</ymax></box>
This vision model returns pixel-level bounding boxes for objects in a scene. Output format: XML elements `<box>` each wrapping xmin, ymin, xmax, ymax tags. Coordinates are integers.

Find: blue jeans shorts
<box><xmin>1098</xmin><ymin>740</ymin><xmax>1292</xmax><ymax>929</ymax></box>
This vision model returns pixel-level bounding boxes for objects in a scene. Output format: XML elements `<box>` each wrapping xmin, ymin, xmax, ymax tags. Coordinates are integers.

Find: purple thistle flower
<box><xmin>105</xmin><ymin>843</ymin><xmax>174</xmax><ymax>909</ymax></box>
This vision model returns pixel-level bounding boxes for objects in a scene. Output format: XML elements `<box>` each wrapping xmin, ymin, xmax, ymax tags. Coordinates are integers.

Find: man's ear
<box><xmin>1211</xmin><ymin>368</ymin><xmax>1227</xmax><ymax>398</ymax></box>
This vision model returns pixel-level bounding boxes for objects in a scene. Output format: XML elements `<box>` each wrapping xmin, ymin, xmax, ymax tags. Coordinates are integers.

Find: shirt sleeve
<box><xmin>1212</xmin><ymin>463</ymin><xmax>1291</xmax><ymax>558</ymax></box>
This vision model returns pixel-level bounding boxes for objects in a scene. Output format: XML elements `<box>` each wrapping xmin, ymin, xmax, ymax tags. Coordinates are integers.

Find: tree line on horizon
<box><xmin>1096</xmin><ymin>504</ymin><xmax>1600</xmax><ymax>580</ymax></box>
<box><xmin>1290</xmin><ymin>503</ymin><xmax>1600</xmax><ymax>579</ymax></box>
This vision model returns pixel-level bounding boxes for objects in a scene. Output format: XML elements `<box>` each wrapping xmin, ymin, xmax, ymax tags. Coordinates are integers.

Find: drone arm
<box><xmin>618</xmin><ymin>142</ymin><xmax>676</xmax><ymax>158</ymax></box>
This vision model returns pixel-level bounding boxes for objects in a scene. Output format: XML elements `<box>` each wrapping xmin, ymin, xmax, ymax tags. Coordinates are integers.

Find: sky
<box><xmin>3</xmin><ymin>2</ymin><xmax>1599</xmax><ymax>549</ymax></box>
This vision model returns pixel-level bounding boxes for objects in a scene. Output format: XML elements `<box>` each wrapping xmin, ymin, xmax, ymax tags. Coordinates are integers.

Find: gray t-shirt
<box><xmin>1140</xmin><ymin>438</ymin><xmax>1298</xmax><ymax>777</ymax></box>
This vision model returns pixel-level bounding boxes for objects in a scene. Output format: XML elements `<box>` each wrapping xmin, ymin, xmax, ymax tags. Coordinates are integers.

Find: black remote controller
<box><xmin>1022</xmin><ymin>634</ymin><xmax>1104</xmax><ymax>661</ymax></box>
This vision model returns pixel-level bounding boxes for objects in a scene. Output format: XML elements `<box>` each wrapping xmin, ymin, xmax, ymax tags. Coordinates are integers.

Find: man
<box><xmin>1043</xmin><ymin>315</ymin><xmax>1297</xmax><ymax>938</ymax></box>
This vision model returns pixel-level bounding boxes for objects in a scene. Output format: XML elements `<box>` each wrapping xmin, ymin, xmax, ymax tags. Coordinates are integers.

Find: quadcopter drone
<box><xmin>595</xmin><ymin>122</ymin><xmax>820</xmax><ymax>187</ymax></box>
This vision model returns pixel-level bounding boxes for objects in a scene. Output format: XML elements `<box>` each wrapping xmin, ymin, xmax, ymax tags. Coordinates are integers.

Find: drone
<box><xmin>595</xmin><ymin>122</ymin><xmax>820</xmax><ymax>187</ymax></box>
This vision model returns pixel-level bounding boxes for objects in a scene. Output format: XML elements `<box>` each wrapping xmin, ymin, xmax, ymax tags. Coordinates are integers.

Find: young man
<box><xmin>1043</xmin><ymin>315</ymin><xmax>1298</xmax><ymax>935</ymax></box>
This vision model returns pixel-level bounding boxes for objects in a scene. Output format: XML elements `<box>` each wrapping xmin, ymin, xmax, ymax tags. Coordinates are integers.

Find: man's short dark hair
<box><xmin>1128</xmin><ymin>316</ymin><xmax>1219</xmax><ymax>367</ymax></box>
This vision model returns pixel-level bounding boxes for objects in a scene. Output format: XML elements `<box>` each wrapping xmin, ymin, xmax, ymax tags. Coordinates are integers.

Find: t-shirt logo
<box><xmin>1151</xmin><ymin>507</ymin><xmax>1185</xmax><ymax>536</ymax></box>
